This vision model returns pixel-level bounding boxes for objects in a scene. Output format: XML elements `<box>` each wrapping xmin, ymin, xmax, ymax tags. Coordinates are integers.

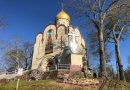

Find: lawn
<box><xmin>102</xmin><ymin>80</ymin><xmax>130</xmax><ymax>90</ymax></box>
<box><xmin>0</xmin><ymin>79</ymin><xmax>130</xmax><ymax>90</ymax></box>
<box><xmin>0</xmin><ymin>79</ymin><xmax>99</xmax><ymax>90</ymax></box>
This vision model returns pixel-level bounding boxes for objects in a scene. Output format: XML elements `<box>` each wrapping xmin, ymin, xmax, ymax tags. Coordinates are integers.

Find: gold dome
<box><xmin>56</xmin><ymin>10</ymin><xmax>70</xmax><ymax>21</ymax></box>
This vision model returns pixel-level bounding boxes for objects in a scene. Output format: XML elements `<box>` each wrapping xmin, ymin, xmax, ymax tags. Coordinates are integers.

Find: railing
<box><xmin>0</xmin><ymin>71</ymin><xmax>6</xmax><ymax>75</ymax></box>
<box><xmin>0</xmin><ymin>70</ymin><xmax>29</xmax><ymax>75</ymax></box>
<box><xmin>47</xmin><ymin>64</ymin><xmax>70</xmax><ymax>71</ymax></box>
<box><xmin>0</xmin><ymin>70</ymin><xmax>18</xmax><ymax>75</ymax></box>
<box><xmin>58</xmin><ymin>64</ymin><xmax>70</xmax><ymax>70</ymax></box>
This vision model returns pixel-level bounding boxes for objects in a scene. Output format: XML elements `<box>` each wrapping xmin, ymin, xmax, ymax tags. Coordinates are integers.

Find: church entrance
<box><xmin>46</xmin><ymin>58</ymin><xmax>57</xmax><ymax>71</ymax></box>
<box><xmin>45</xmin><ymin>57</ymin><xmax>70</xmax><ymax>71</ymax></box>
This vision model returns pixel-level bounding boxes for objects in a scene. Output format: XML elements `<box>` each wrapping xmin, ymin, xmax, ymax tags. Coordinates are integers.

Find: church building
<box><xmin>31</xmin><ymin>8</ymin><xmax>87</xmax><ymax>72</ymax></box>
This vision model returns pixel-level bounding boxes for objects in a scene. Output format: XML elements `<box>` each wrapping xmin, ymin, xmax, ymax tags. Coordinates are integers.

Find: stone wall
<box><xmin>0</xmin><ymin>70</ymin><xmax>59</xmax><ymax>85</ymax></box>
<box><xmin>28</xmin><ymin>69</ymin><xmax>58</xmax><ymax>80</ymax></box>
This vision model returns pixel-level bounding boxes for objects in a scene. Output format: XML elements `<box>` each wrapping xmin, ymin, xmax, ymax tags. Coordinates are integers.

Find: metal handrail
<box><xmin>47</xmin><ymin>64</ymin><xmax>70</xmax><ymax>71</ymax></box>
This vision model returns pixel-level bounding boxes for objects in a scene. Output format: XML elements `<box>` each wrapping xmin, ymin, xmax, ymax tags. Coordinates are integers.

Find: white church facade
<box><xmin>31</xmin><ymin>9</ymin><xmax>87</xmax><ymax>72</ymax></box>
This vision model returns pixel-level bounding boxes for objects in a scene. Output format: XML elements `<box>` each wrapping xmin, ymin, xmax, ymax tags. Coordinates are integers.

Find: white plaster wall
<box><xmin>71</xmin><ymin>54</ymin><xmax>83</xmax><ymax>67</ymax></box>
<box><xmin>31</xmin><ymin>33</ymin><xmax>44</xmax><ymax>69</ymax></box>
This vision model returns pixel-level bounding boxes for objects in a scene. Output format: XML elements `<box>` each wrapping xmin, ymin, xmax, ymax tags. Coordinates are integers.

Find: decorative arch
<box><xmin>38</xmin><ymin>55</ymin><xmax>58</xmax><ymax>71</ymax></box>
<box><xmin>35</xmin><ymin>33</ymin><xmax>43</xmax><ymax>45</ymax></box>
<box><xmin>43</xmin><ymin>25</ymin><xmax>56</xmax><ymax>54</ymax></box>
<box><xmin>57</xmin><ymin>24</ymin><xmax>67</xmax><ymax>35</ymax></box>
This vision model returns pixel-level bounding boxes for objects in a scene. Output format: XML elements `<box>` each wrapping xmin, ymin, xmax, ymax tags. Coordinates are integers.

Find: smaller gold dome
<box><xmin>56</xmin><ymin>10</ymin><xmax>70</xmax><ymax>21</ymax></box>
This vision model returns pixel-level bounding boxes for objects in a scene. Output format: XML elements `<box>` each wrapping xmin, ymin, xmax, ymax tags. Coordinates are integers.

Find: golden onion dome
<box><xmin>56</xmin><ymin>10</ymin><xmax>70</xmax><ymax>21</ymax></box>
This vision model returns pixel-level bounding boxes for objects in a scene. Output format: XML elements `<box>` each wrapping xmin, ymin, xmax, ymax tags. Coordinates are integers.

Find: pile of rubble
<box><xmin>29</xmin><ymin>69</ymin><xmax>58</xmax><ymax>80</ymax></box>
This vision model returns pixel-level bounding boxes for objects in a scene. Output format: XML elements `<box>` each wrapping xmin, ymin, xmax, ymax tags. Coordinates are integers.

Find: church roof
<box><xmin>56</xmin><ymin>9</ymin><xmax>70</xmax><ymax>21</ymax></box>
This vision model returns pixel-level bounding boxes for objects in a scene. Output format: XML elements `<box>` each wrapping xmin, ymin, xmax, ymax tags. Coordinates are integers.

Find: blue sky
<box><xmin>0</xmin><ymin>0</ymin><xmax>130</xmax><ymax>70</ymax></box>
<box><xmin>0</xmin><ymin>0</ymin><xmax>63</xmax><ymax>42</ymax></box>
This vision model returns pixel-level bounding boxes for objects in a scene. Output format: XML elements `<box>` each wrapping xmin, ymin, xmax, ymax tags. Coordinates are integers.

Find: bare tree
<box><xmin>125</xmin><ymin>67</ymin><xmax>130</xmax><ymax>82</ymax></box>
<box><xmin>23</xmin><ymin>42</ymin><xmax>33</xmax><ymax>70</ymax></box>
<box><xmin>88</xmin><ymin>31</ymin><xmax>112</xmax><ymax>63</ymax></box>
<box><xmin>4</xmin><ymin>36</ymin><xmax>33</xmax><ymax>70</ymax></box>
<box><xmin>66</xmin><ymin>0</ymin><xmax>129</xmax><ymax>77</ymax></box>
<box><xmin>105</xmin><ymin>2</ymin><xmax>130</xmax><ymax>80</ymax></box>
<box><xmin>112</xmin><ymin>22</ymin><xmax>130</xmax><ymax>80</ymax></box>
<box><xmin>5</xmin><ymin>39</ymin><xmax>24</xmax><ymax>69</ymax></box>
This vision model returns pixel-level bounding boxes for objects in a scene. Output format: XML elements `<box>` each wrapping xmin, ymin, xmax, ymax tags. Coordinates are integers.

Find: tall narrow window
<box><xmin>45</xmin><ymin>29</ymin><xmax>54</xmax><ymax>54</ymax></box>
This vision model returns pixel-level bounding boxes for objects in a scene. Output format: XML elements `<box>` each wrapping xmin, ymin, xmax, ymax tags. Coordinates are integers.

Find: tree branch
<box><xmin>84</xmin><ymin>0</ymin><xmax>98</xmax><ymax>20</ymax></box>
<box><xmin>83</xmin><ymin>11</ymin><xmax>99</xmax><ymax>29</ymax></box>
<box><xmin>112</xmin><ymin>23</ymin><xmax>118</xmax><ymax>40</ymax></box>
<box><xmin>104</xmin><ymin>0</ymin><xmax>119</xmax><ymax>13</ymax></box>
<box><xmin>101</xmin><ymin>0</ymin><xmax>106</xmax><ymax>9</ymax></box>
<box><xmin>103</xmin><ymin>0</ymin><xmax>119</xmax><ymax>20</ymax></box>
<box><xmin>118</xmin><ymin>24</ymin><xmax>129</xmax><ymax>40</ymax></box>
<box><xmin>97</xmin><ymin>0</ymin><xmax>102</xmax><ymax>12</ymax></box>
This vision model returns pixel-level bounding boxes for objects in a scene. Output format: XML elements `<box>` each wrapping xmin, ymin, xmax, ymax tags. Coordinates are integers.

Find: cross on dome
<box><xmin>56</xmin><ymin>3</ymin><xmax>70</xmax><ymax>21</ymax></box>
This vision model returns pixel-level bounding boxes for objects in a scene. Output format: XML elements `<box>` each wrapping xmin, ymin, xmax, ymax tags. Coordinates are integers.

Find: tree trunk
<box><xmin>25</xmin><ymin>58</ymin><xmax>28</xmax><ymax>70</ymax></box>
<box><xmin>98</xmin><ymin>29</ymin><xmax>107</xmax><ymax>77</ymax></box>
<box><xmin>97</xmin><ymin>15</ymin><xmax>107</xmax><ymax>77</ymax></box>
<box><xmin>85</xmin><ymin>47</ymin><xmax>89</xmax><ymax>67</ymax></box>
<box><xmin>115</xmin><ymin>40</ymin><xmax>124</xmax><ymax>80</ymax></box>
<box><xmin>116</xmin><ymin>59</ymin><xmax>119</xmax><ymax>80</ymax></box>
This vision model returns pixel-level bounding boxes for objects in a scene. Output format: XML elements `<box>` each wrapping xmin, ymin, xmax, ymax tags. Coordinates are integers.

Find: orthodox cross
<box><xmin>68</xmin><ymin>29</ymin><xmax>79</xmax><ymax>53</ymax></box>
<box><xmin>62</xmin><ymin>3</ymin><xmax>64</xmax><ymax>10</ymax></box>
<box><xmin>68</xmin><ymin>29</ymin><xmax>79</xmax><ymax>44</ymax></box>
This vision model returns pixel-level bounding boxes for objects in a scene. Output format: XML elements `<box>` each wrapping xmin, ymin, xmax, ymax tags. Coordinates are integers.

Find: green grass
<box><xmin>1</xmin><ymin>79</ymin><xmax>130</xmax><ymax>90</ymax></box>
<box><xmin>0</xmin><ymin>79</ymin><xmax>99</xmax><ymax>90</ymax></box>
<box><xmin>102</xmin><ymin>80</ymin><xmax>130</xmax><ymax>90</ymax></box>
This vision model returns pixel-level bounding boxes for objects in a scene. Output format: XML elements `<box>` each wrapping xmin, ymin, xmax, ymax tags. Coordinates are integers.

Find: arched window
<box><xmin>45</xmin><ymin>29</ymin><xmax>54</xmax><ymax>54</ymax></box>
